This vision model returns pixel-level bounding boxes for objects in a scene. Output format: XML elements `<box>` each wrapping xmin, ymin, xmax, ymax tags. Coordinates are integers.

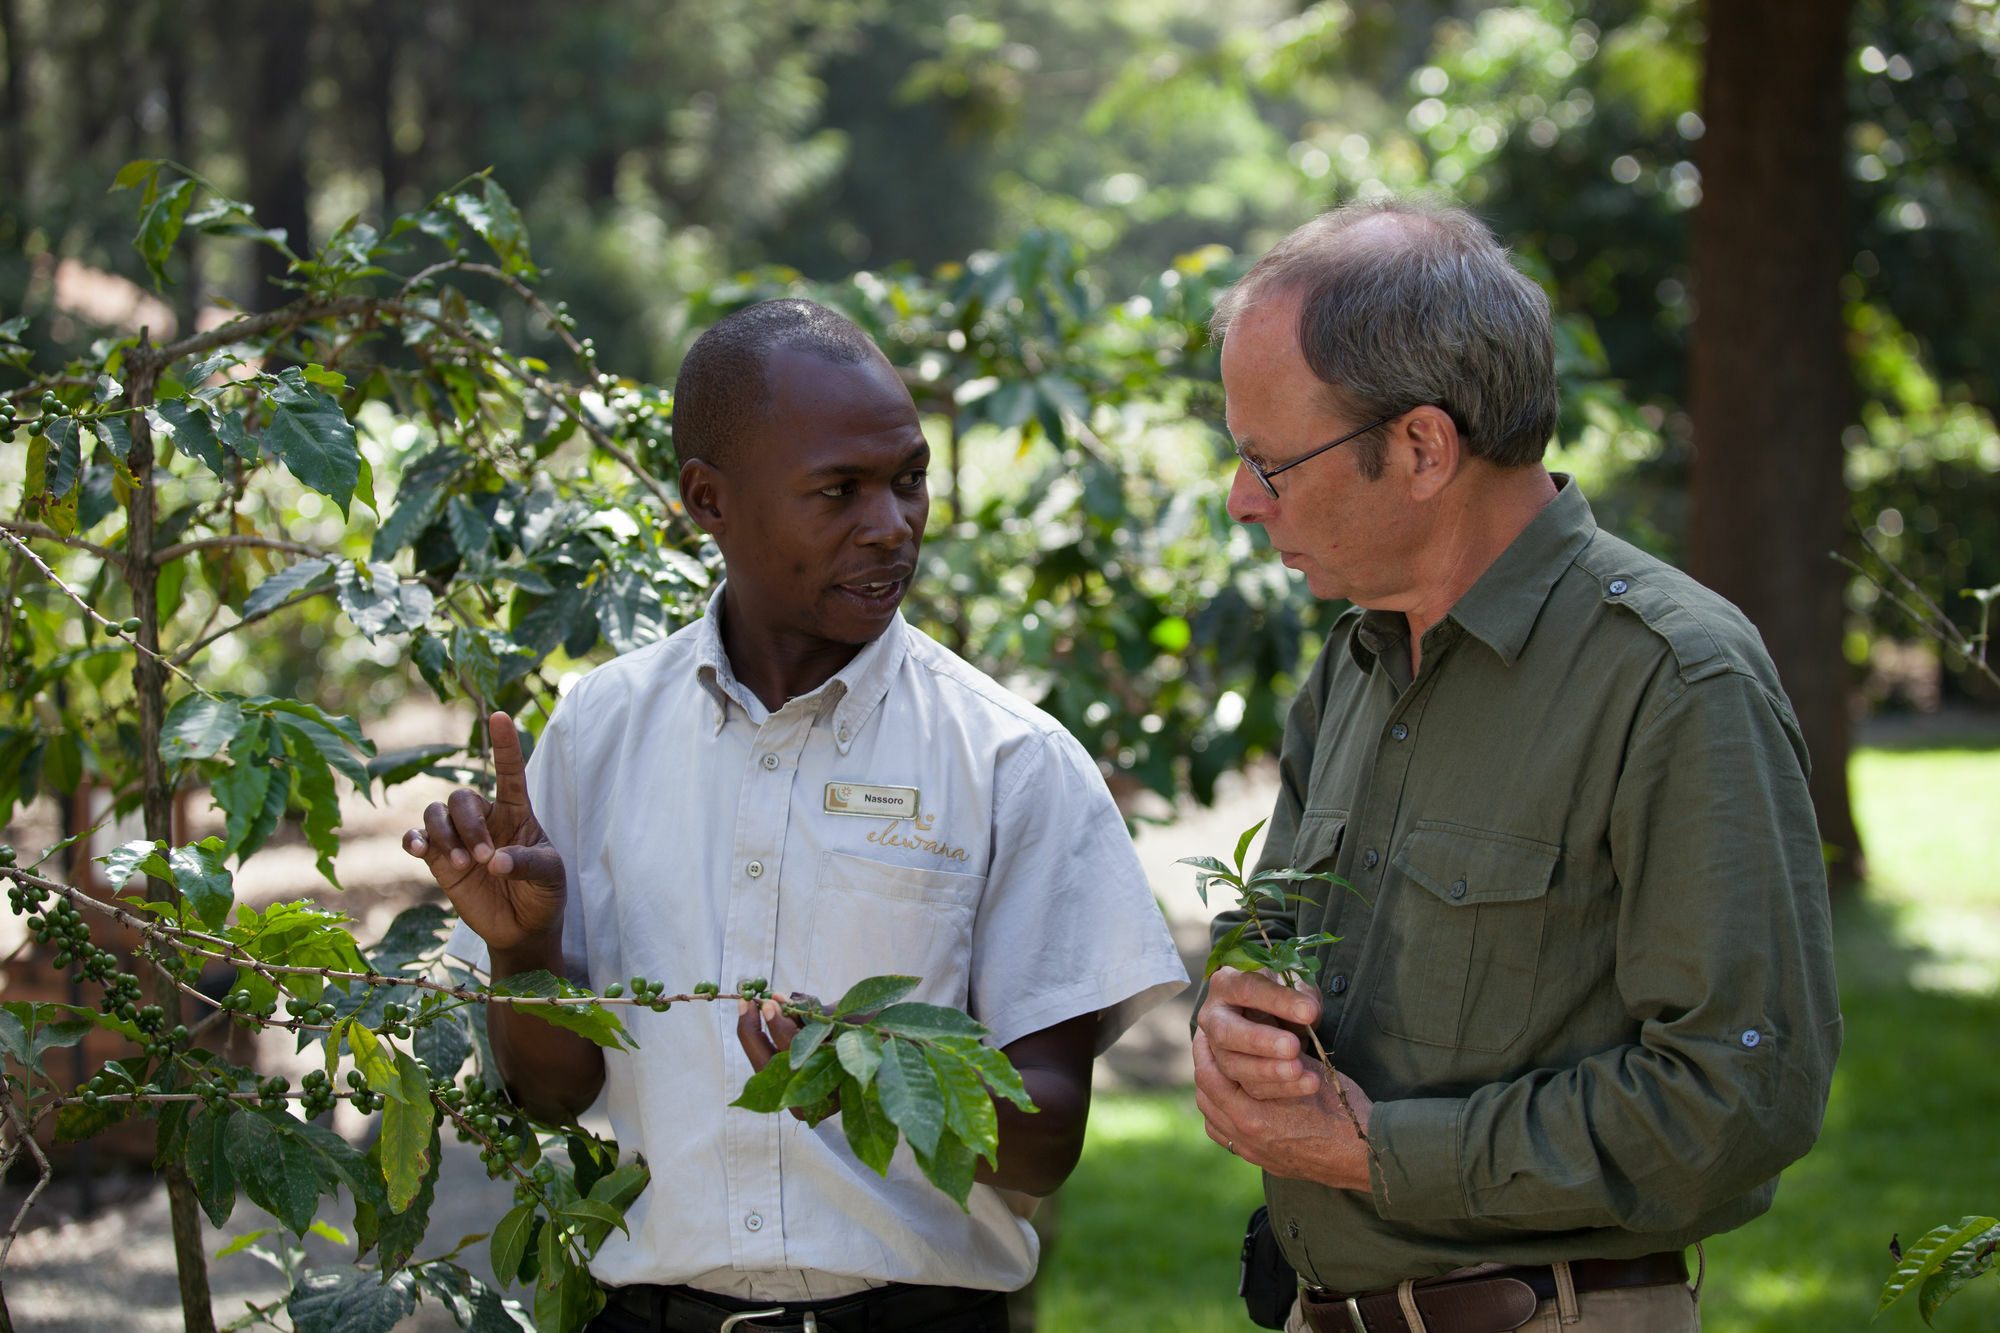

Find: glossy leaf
<box><xmin>731</xmin><ymin>1048</ymin><xmax>793</xmax><ymax>1114</ymax></box>
<box><xmin>242</xmin><ymin>557</ymin><xmax>334</xmax><ymax>618</ymax></box>
<box><xmin>265</xmin><ymin>367</ymin><xmax>360</xmax><ymax>517</ymax></box>
<box><xmin>287</xmin><ymin>1267</ymin><xmax>418</xmax><ymax>1333</ymax></box>
<box><xmin>927</xmin><ymin>1045</ymin><xmax>999</xmax><ymax>1164</ymax></box>
<box><xmin>488</xmin><ymin>971</ymin><xmax>630</xmax><ymax>1050</ymax></box>
<box><xmin>225</xmin><ymin>1109</ymin><xmax>320</xmax><ymax>1235</ymax></box>
<box><xmin>185</xmin><ymin>1107</ymin><xmax>240</xmax><ymax>1227</ymax></box>
<box><xmin>876</xmin><ymin>1037</ymin><xmax>947</xmax><ymax>1158</ymax></box>
<box><xmin>912</xmin><ymin>1128</ymin><xmax>980</xmax><ymax>1210</ymax></box>
<box><xmin>167</xmin><ymin>837</ymin><xmax>235</xmax><ymax>929</ymax></box>
<box><xmin>833</xmin><ymin>974</ymin><xmax>921</xmax><ymax>1017</ymax></box>
<box><xmin>1919</xmin><ymin>1224</ymin><xmax>2000</xmax><ymax>1324</ymax></box>
<box><xmin>152</xmin><ymin>399</ymin><xmax>226</xmax><ymax>476</ymax></box>
<box><xmin>1879</xmin><ymin>1216</ymin><xmax>2000</xmax><ymax>1315</ymax></box>
<box><xmin>871</xmin><ymin>1002</ymin><xmax>986</xmax><ymax>1040</ymax></box>
<box><xmin>159</xmin><ymin>694</ymin><xmax>245</xmax><ymax>765</ymax></box>
<box><xmin>834</xmin><ymin>1027</ymin><xmax>883</xmax><ymax>1088</ymax></box>
<box><xmin>839</xmin><ymin>1075</ymin><xmax>899</xmax><ymax>1175</ymax></box>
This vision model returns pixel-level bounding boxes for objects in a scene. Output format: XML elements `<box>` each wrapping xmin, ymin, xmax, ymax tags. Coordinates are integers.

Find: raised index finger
<box><xmin>488</xmin><ymin>711</ymin><xmax>533</xmax><ymax>813</ymax></box>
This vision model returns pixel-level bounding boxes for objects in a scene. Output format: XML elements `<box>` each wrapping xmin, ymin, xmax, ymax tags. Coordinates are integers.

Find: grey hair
<box><xmin>1211</xmin><ymin>197</ymin><xmax>1558</xmax><ymax>473</ymax></box>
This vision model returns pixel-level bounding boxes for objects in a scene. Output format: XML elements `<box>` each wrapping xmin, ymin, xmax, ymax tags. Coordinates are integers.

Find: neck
<box><xmin>1399</xmin><ymin>464</ymin><xmax>1559</xmax><ymax>671</ymax></box>
<box><xmin>718</xmin><ymin>588</ymin><xmax>871</xmax><ymax>712</ymax></box>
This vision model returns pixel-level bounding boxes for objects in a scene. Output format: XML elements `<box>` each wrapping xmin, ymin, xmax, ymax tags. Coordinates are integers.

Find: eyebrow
<box><xmin>801</xmin><ymin>444</ymin><xmax>931</xmax><ymax>484</ymax></box>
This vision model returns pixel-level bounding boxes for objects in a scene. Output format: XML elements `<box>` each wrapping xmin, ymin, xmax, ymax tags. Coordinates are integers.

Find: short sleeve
<box><xmin>443</xmin><ymin>706</ymin><xmax>590</xmax><ymax>983</ymax></box>
<box><xmin>967</xmin><ymin>729</ymin><xmax>1188</xmax><ymax>1053</ymax></box>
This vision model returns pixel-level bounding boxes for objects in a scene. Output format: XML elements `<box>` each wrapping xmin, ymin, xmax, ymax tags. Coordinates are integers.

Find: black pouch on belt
<box><xmin>1240</xmin><ymin>1205</ymin><xmax>1300</xmax><ymax>1330</ymax></box>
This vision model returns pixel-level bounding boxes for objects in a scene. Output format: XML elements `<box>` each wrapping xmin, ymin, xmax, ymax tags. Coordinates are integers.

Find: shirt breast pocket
<box><xmin>1370</xmin><ymin>820</ymin><xmax>1559</xmax><ymax>1054</ymax></box>
<box><xmin>803</xmin><ymin>851</ymin><xmax>987</xmax><ymax>1012</ymax></box>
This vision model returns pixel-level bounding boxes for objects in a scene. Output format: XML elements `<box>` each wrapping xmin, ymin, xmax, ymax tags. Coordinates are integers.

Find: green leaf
<box><xmin>113</xmin><ymin>158</ymin><xmax>161</xmax><ymax>190</ymax></box>
<box><xmin>135</xmin><ymin>177</ymin><xmax>195</xmax><ymax>285</ymax></box>
<box><xmin>273</xmin><ymin>709</ymin><xmax>373</xmax><ymax>791</ymax></box>
<box><xmin>264</xmin><ymin>367</ymin><xmax>360</xmax><ymax>518</ymax></box>
<box><xmin>1204</xmin><ymin>921</ymin><xmax>1261</xmax><ymax>979</ymax></box>
<box><xmin>489</xmin><ymin>1203</ymin><xmax>536</xmax><ymax>1290</ymax></box>
<box><xmin>97</xmin><ymin>838</ymin><xmax>159</xmax><ymax>890</ymax></box>
<box><xmin>369</xmin><ymin>448</ymin><xmax>463</xmax><ymax>561</ymax></box>
<box><xmin>151</xmin><ymin>399</ymin><xmax>225</xmax><ymax>475</ymax></box>
<box><xmin>787</xmin><ymin>1017</ymin><xmax>835</xmax><ymax>1065</ymax></box>
<box><xmin>368</xmin><ymin>743</ymin><xmax>462</xmax><ymax>788</ymax></box>
<box><xmin>1234</xmin><ymin>818</ymin><xmax>1267</xmax><ymax>873</ymax></box>
<box><xmin>283</xmin><ymin>1117</ymin><xmax>386</xmax><ymax>1211</ymax></box>
<box><xmin>447</xmin><ymin>494</ymin><xmax>494</xmax><ymax>558</ymax></box>
<box><xmin>287</xmin><ymin>1267</ymin><xmax>418</xmax><ymax>1333</ymax></box>
<box><xmin>213</xmin><ymin>1228</ymin><xmax>276</xmax><ymax>1261</ymax></box>
<box><xmin>926</xmin><ymin>1045</ymin><xmax>999</xmax><ymax>1164</ymax></box>
<box><xmin>876</xmin><ymin>1037</ymin><xmax>946</xmax><ymax>1158</ymax></box>
<box><xmin>287</xmin><ymin>739</ymin><xmax>344</xmax><ymax>887</ymax></box>
<box><xmin>242</xmin><ymin>557</ymin><xmax>333</xmax><ymax>618</ymax></box>
<box><xmin>1880</xmin><ymin>1216</ymin><xmax>2000</xmax><ymax>1314</ymax></box>
<box><xmin>346</xmin><ymin>1021</ymin><xmax>399</xmax><ymax>1093</ymax></box>
<box><xmin>160</xmin><ymin>693</ymin><xmax>245</xmax><ymax>766</ymax></box>
<box><xmin>32</xmin><ymin>416</ymin><xmax>84</xmax><ymax>499</ymax></box>
<box><xmin>833</xmin><ymin>975</ymin><xmax>921</xmax><ymax>1017</ymax></box>
<box><xmin>414</xmin><ymin>1009</ymin><xmax>471</xmax><ymax>1083</ymax></box>
<box><xmin>213</xmin><ymin>758</ymin><xmax>283</xmax><ymax>860</ymax></box>
<box><xmin>23</xmin><ymin>1017</ymin><xmax>93</xmax><ymax>1075</ymax></box>
<box><xmin>489</xmin><ymin>971</ymin><xmax>630</xmax><ymax>1050</ymax></box>
<box><xmin>373</xmin><ymin>1124</ymin><xmax>440</xmax><ymax>1273</ymax></box>
<box><xmin>536</xmin><ymin>1256</ymin><xmax>605</xmax><ymax>1333</ymax></box>
<box><xmin>585</xmin><ymin>1161</ymin><xmax>651</xmax><ymax>1214</ymax></box>
<box><xmin>912</xmin><ymin>1128</ymin><xmax>980</xmax><ymax>1210</ymax></box>
<box><xmin>730</xmin><ymin>1048</ymin><xmax>794</xmax><ymax>1115</ymax></box>
<box><xmin>834</xmin><ymin>1027</ymin><xmax>883</xmax><ymax>1088</ymax></box>
<box><xmin>225</xmin><ymin>1110</ymin><xmax>321</xmax><ymax>1235</ymax></box>
<box><xmin>780</xmin><ymin>1045</ymin><xmax>845</xmax><ymax>1111</ymax></box>
<box><xmin>55</xmin><ymin>1095</ymin><xmax>136</xmax><ymax>1144</ymax></box>
<box><xmin>932</xmin><ymin>1036</ymin><xmax>1034</xmax><ymax>1111</ymax></box>
<box><xmin>1918</xmin><ymin>1224</ymin><xmax>2000</xmax><ymax>1324</ymax></box>
<box><xmin>871</xmin><ymin>1002</ymin><xmax>986</xmax><ymax>1039</ymax></box>
<box><xmin>167</xmin><ymin>838</ymin><xmax>235</xmax><ymax>929</ymax></box>
<box><xmin>449</xmin><ymin>178</ymin><xmax>536</xmax><ymax>278</ymax></box>
<box><xmin>560</xmin><ymin>1198</ymin><xmax>628</xmax><ymax>1238</ymax></box>
<box><xmin>381</xmin><ymin>1055</ymin><xmax>437</xmax><ymax>1212</ymax></box>
<box><xmin>185</xmin><ymin>1107</ymin><xmax>240</xmax><ymax>1227</ymax></box>
<box><xmin>839</xmin><ymin>1076</ymin><xmax>899</xmax><ymax>1175</ymax></box>
<box><xmin>412</xmin><ymin>630</ymin><xmax>455</xmax><ymax>701</ymax></box>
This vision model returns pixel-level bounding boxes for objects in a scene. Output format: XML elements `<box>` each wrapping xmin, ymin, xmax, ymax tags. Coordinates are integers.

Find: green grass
<box><xmin>1034</xmin><ymin>743</ymin><xmax>2000</xmax><ymax>1332</ymax></box>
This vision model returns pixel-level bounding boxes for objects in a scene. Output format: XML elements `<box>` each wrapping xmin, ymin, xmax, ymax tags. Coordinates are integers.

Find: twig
<box><xmin>0</xmin><ymin>527</ymin><xmax>214</xmax><ymax>698</ymax></box>
<box><xmin>0</xmin><ymin>520</ymin><xmax>123</xmax><ymax>565</ymax></box>
<box><xmin>0</xmin><ymin>1101</ymin><xmax>52</xmax><ymax>1272</ymax></box>
<box><xmin>1245</xmin><ymin>914</ymin><xmax>1378</xmax><ymax>1176</ymax></box>
<box><xmin>151</xmin><ymin>534</ymin><xmax>338</xmax><ymax>566</ymax></box>
<box><xmin>170</xmin><ymin>585</ymin><xmax>332</xmax><ymax>666</ymax></box>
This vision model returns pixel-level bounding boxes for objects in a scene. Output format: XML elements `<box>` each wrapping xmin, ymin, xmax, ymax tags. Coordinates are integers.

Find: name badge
<box><xmin>824</xmin><ymin>782</ymin><xmax>919</xmax><ymax>819</ymax></box>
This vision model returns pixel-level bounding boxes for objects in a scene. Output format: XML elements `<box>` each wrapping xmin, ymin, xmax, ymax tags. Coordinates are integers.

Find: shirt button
<box><xmin>1391</xmin><ymin>723</ymin><xmax>1409</xmax><ymax>741</ymax></box>
<box><xmin>744</xmin><ymin>1213</ymin><xmax>763</xmax><ymax>1232</ymax></box>
<box><xmin>1362</xmin><ymin>849</ymin><xmax>1380</xmax><ymax>869</ymax></box>
<box><xmin>1449</xmin><ymin>879</ymin><xmax>1467</xmax><ymax>899</ymax></box>
<box><xmin>1741</xmin><ymin>1028</ymin><xmax>1761</xmax><ymax>1048</ymax></box>
<box><xmin>746</xmin><ymin>860</ymin><xmax>764</xmax><ymax>879</ymax></box>
<box><xmin>1328</xmin><ymin>974</ymin><xmax>1348</xmax><ymax>995</ymax></box>
<box><xmin>837</xmin><ymin>723</ymin><xmax>851</xmax><ymax>743</ymax></box>
<box><xmin>760</xmin><ymin>753</ymin><xmax>779</xmax><ymax>770</ymax></box>
<box><xmin>1608</xmin><ymin>578</ymin><xmax>1630</xmax><ymax>595</ymax></box>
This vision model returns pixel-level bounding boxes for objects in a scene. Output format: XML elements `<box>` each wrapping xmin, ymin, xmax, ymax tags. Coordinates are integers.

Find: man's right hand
<box><xmin>1195</xmin><ymin>966</ymin><xmax>1325</xmax><ymax>1100</ymax></box>
<box><xmin>402</xmin><ymin>710</ymin><xmax>567</xmax><ymax>955</ymax></box>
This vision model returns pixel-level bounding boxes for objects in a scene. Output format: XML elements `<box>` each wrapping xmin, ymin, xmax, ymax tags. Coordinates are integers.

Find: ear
<box><xmin>679</xmin><ymin>459</ymin><xmax>728</xmax><ymax>537</ymax></box>
<box><xmin>1400</xmin><ymin>405</ymin><xmax>1463</xmax><ymax>502</ymax></box>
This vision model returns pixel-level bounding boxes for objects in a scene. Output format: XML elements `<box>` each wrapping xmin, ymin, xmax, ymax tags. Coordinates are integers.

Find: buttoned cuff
<box><xmin>1367</xmin><ymin>1096</ymin><xmax>1470</xmax><ymax>1221</ymax></box>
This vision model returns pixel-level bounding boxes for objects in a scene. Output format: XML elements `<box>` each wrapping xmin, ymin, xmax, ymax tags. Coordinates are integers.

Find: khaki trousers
<box><xmin>1285</xmin><ymin>1264</ymin><xmax>1700</xmax><ymax>1333</ymax></box>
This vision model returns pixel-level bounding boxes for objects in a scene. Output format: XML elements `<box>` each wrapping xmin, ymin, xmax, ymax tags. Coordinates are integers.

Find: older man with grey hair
<box><xmin>1193</xmin><ymin>198</ymin><xmax>1841</xmax><ymax>1333</ymax></box>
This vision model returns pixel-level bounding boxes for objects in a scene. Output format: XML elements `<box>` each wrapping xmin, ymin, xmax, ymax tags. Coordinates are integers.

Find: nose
<box><xmin>857</xmin><ymin>482</ymin><xmax>923</xmax><ymax>549</ymax></box>
<box><xmin>1227</xmin><ymin>460</ymin><xmax>1274</xmax><ymax>527</ymax></box>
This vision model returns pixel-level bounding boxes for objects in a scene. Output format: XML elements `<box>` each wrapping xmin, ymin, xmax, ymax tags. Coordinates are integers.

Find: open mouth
<box><xmin>834</xmin><ymin>576</ymin><xmax>906</xmax><ymax>608</ymax></box>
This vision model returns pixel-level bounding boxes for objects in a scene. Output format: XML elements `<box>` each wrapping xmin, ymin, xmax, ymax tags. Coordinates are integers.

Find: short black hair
<box><xmin>671</xmin><ymin>299</ymin><xmax>881</xmax><ymax>471</ymax></box>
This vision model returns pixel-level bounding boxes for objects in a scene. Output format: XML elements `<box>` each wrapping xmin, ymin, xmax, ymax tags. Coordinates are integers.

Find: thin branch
<box><xmin>0</xmin><ymin>1100</ymin><xmax>52</xmax><ymax>1273</ymax></box>
<box><xmin>0</xmin><ymin>526</ymin><xmax>213</xmax><ymax>697</ymax></box>
<box><xmin>146</xmin><ymin>296</ymin><xmax>382</xmax><ymax>369</ymax></box>
<box><xmin>152</xmin><ymin>533</ymin><xmax>337</xmax><ymax>566</ymax></box>
<box><xmin>0</xmin><ymin>520</ymin><xmax>123</xmax><ymax>565</ymax></box>
<box><xmin>169</xmin><ymin>584</ymin><xmax>331</xmax><ymax>666</ymax></box>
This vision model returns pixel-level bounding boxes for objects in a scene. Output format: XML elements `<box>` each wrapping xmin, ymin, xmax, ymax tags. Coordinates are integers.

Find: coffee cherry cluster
<box><xmin>624</xmin><ymin>977</ymin><xmax>674</xmax><ymax>1010</ymax></box>
<box><xmin>298</xmin><ymin>1067</ymin><xmax>338</xmax><ymax>1117</ymax></box>
<box><xmin>376</xmin><ymin>1000</ymin><xmax>419</xmax><ymax>1038</ymax></box>
<box><xmin>0</xmin><ymin>397</ymin><xmax>17</xmax><ymax>432</ymax></box>
<box><xmin>340</xmin><ymin>1069</ymin><xmax>387</xmax><ymax>1114</ymax></box>
<box><xmin>442</xmin><ymin>1076</ymin><xmax>531</xmax><ymax>1177</ymax></box>
<box><xmin>738</xmin><ymin>977</ymin><xmax>771</xmax><ymax>1001</ymax></box>
<box><xmin>283</xmin><ymin>993</ymin><xmax>341</xmax><ymax>1026</ymax></box>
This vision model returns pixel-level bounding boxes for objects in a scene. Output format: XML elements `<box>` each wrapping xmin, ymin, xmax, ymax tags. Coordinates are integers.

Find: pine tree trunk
<box><xmin>1689</xmin><ymin>0</ymin><xmax>1863</xmax><ymax>888</ymax></box>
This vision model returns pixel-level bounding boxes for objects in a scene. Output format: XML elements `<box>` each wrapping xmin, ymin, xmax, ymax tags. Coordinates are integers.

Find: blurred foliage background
<box><xmin>4</xmin><ymin>0</ymin><xmax>1999</xmax><ymax>814</ymax></box>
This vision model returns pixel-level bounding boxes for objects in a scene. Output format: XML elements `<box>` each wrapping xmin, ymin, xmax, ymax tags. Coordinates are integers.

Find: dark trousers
<box><xmin>584</xmin><ymin>1282</ymin><xmax>1012</xmax><ymax>1333</ymax></box>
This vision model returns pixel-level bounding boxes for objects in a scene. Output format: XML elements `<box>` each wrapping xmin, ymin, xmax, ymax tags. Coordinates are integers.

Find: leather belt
<box><xmin>1298</xmin><ymin>1251</ymin><xmax>1689</xmax><ymax>1333</ymax></box>
<box><xmin>600</xmin><ymin>1280</ymin><xmax>1007</xmax><ymax>1332</ymax></box>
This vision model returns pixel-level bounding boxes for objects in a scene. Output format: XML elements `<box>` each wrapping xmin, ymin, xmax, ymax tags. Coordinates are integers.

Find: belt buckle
<box><xmin>717</xmin><ymin>1309</ymin><xmax>817</xmax><ymax>1332</ymax></box>
<box><xmin>1344</xmin><ymin>1295</ymin><xmax>1367</xmax><ymax>1333</ymax></box>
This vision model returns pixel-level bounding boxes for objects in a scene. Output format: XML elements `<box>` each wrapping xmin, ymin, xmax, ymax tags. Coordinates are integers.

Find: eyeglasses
<box><xmin>1234</xmin><ymin>413</ymin><xmax>1397</xmax><ymax>500</ymax></box>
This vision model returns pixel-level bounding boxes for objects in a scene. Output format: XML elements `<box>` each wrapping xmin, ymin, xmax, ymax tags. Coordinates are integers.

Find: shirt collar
<box><xmin>693</xmin><ymin>582</ymin><xmax>909</xmax><ymax>752</ymax></box>
<box><xmin>1347</xmin><ymin>474</ymin><xmax>1597</xmax><ymax>672</ymax></box>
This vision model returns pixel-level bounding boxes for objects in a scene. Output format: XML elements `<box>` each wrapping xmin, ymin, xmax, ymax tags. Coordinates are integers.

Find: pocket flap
<box><xmin>1391</xmin><ymin>821</ymin><xmax>1558</xmax><ymax>906</ymax></box>
<box><xmin>1290</xmin><ymin>812</ymin><xmax>1347</xmax><ymax>872</ymax></box>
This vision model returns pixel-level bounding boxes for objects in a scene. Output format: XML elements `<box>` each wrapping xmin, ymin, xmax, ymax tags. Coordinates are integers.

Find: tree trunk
<box><xmin>125</xmin><ymin>345</ymin><xmax>218</xmax><ymax>1333</ymax></box>
<box><xmin>247</xmin><ymin>0</ymin><xmax>313</xmax><ymax>309</ymax></box>
<box><xmin>0</xmin><ymin>0</ymin><xmax>23</xmax><ymax>196</ymax></box>
<box><xmin>1688</xmin><ymin>0</ymin><xmax>1862</xmax><ymax>890</ymax></box>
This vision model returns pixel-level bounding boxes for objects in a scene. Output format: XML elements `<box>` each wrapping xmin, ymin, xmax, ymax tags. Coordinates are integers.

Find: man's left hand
<box><xmin>737</xmin><ymin>992</ymin><xmax>832</xmax><ymax>1123</ymax></box>
<box><xmin>1194</xmin><ymin>1019</ymin><xmax>1375</xmax><ymax>1193</ymax></box>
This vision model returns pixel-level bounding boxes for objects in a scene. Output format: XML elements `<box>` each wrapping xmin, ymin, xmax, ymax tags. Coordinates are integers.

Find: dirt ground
<box><xmin>0</xmin><ymin>702</ymin><xmax>1276</xmax><ymax>1331</ymax></box>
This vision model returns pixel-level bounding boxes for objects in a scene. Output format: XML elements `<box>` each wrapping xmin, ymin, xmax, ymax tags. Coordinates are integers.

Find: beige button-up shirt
<box><xmin>454</xmin><ymin>587</ymin><xmax>1187</xmax><ymax>1298</ymax></box>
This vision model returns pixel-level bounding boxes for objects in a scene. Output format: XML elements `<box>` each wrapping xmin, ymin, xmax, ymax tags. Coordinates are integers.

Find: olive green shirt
<box><xmin>1219</xmin><ymin>477</ymin><xmax>1842</xmax><ymax>1292</ymax></box>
